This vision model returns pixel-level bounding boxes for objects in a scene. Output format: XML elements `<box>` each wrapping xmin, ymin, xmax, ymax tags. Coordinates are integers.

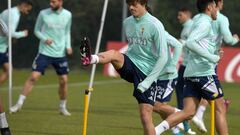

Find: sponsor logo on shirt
<box><xmin>47</xmin><ymin>23</ymin><xmax>65</xmax><ymax>29</ymax></box>
<box><xmin>127</xmin><ymin>37</ymin><xmax>147</xmax><ymax>46</ymax></box>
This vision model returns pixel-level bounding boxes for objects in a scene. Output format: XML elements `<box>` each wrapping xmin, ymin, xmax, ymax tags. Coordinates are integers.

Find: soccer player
<box><xmin>0</xmin><ymin>19</ymin><xmax>12</xmax><ymax>135</ymax></box>
<box><xmin>81</xmin><ymin>0</ymin><xmax>169</xmax><ymax>134</ymax></box>
<box><xmin>0</xmin><ymin>0</ymin><xmax>32</xmax><ymax>86</ymax></box>
<box><xmin>0</xmin><ymin>1</ymin><xmax>32</xmax><ymax>134</ymax></box>
<box><xmin>10</xmin><ymin>0</ymin><xmax>73</xmax><ymax>116</ymax></box>
<box><xmin>175</xmin><ymin>7</ymin><xmax>196</xmax><ymax>135</ymax></box>
<box><xmin>154</xmin><ymin>0</ymin><xmax>229</xmax><ymax>134</ymax></box>
<box><xmin>192</xmin><ymin>0</ymin><xmax>239</xmax><ymax>132</ymax></box>
<box><xmin>0</xmin><ymin>19</ymin><xmax>8</xmax><ymax>36</ymax></box>
<box><xmin>139</xmin><ymin>31</ymin><xmax>184</xmax><ymax>135</ymax></box>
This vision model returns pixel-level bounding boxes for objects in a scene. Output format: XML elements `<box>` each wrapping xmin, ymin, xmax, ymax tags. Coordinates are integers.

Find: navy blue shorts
<box><xmin>32</xmin><ymin>54</ymin><xmax>69</xmax><ymax>75</ymax></box>
<box><xmin>117</xmin><ymin>54</ymin><xmax>168</xmax><ymax>106</ymax></box>
<box><xmin>175</xmin><ymin>65</ymin><xmax>186</xmax><ymax>109</ymax></box>
<box><xmin>155</xmin><ymin>79</ymin><xmax>177</xmax><ymax>103</ymax></box>
<box><xmin>214</xmin><ymin>65</ymin><xmax>223</xmax><ymax>89</ymax></box>
<box><xmin>183</xmin><ymin>75</ymin><xmax>224</xmax><ymax>100</ymax></box>
<box><xmin>0</xmin><ymin>51</ymin><xmax>8</xmax><ymax>65</ymax></box>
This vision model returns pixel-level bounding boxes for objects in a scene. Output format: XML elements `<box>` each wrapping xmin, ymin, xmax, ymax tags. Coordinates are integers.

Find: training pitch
<box><xmin>0</xmin><ymin>69</ymin><xmax>239</xmax><ymax>135</ymax></box>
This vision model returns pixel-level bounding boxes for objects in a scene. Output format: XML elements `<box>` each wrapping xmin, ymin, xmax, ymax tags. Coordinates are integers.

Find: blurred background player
<box><xmin>175</xmin><ymin>7</ymin><xmax>196</xmax><ymax>135</ymax></box>
<box><xmin>10</xmin><ymin>0</ymin><xmax>73</xmax><ymax>116</ymax></box>
<box><xmin>0</xmin><ymin>19</ymin><xmax>11</xmax><ymax>135</ymax></box>
<box><xmin>0</xmin><ymin>0</ymin><xmax>31</xmax><ymax>87</ymax></box>
<box><xmin>81</xmin><ymin>0</ymin><xmax>170</xmax><ymax>134</ymax></box>
<box><xmin>0</xmin><ymin>0</ymin><xmax>33</xmax><ymax>134</ymax></box>
<box><xmin>155</xmin><ymin>0</ymin><xmax>229</xmax><ymax>134</ymax></box>
<box><xmin>192</xmin><ymin>0</ymin><xmax>239</xmax><ymax>133</ymax></box>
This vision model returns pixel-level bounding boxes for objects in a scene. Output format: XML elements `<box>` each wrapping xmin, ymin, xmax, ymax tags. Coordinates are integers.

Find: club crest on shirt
<box><xmin>141</xmin><ymin>27</ymin><xmax>144</xmax><ymax>35</ymax></box>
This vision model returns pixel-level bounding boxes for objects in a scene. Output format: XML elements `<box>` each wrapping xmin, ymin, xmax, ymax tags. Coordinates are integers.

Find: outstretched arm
<box><xmin>220</xmin><ymin>18</ymin><xmax>239</xmax><ymax>45</ymax></box>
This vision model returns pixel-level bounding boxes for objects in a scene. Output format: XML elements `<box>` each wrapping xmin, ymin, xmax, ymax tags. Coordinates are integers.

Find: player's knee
<box><xmin>215</xmin><ymin>98</ymin><xmax>227</xmax><ymax>114</ymax></box>
<box><xmin>59</xmin><ymin>77</ymin><xmax>68</xmax><ymax>85</ymax></box>
<box><xmin>29</xmin><ymin>76</ymin><xmax>38</xmax><ymax>83</ymax></box>
<box><xmin>215</xmin><ymin>103</ymin><xmax>226</xmax><ymax>115</ymax></box>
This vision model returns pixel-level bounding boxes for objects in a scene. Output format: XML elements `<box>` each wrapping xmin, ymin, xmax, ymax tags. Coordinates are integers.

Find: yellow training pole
<box><xmin>82</xmin><ymin>89</ymin><xmax>93</xmax><ymax>135</ymax></box>
<box><xmin>210</xmin><ymin>100</ymin><xmax>215</xmax><ymax>135</ymax></box>
<box><xmin>81</xmin><ymin>1</ymin><xmax>109</xmax><ymax>135</ymax></box>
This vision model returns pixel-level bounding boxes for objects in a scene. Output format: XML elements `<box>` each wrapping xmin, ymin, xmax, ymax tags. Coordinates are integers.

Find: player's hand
<box><xmin>23</xmin><ymin>30</ymin><xmax>28</xmax><ymax>37</ymax></box>
<box><xmin>66</xmin><ymin>48</ymin><xmax>73</xmax><ymax>55</ymax></box>
<box><xmin>45</xmin><ymin>39</ymin><xmax>53</xmax><ymax>45</ymax></box>
<box><xmin>233</xmin><ymin>34</ymin><xmax>239</xmax><ymax>41</ymax></box>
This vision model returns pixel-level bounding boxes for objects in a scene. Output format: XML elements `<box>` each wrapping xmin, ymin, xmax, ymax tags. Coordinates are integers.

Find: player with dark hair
<box><xmin>0</xmin><ymin>1</ymin><xmax>33</xmax><ymax>134</ymax></box>
<box><xmin>192</xmin><ymin>0</ymin><xmax>239</xmax><ymax>133</ymax></box>
<box><xmin>155</xmin><ymin>0</ymin><xmax>228</xmax><ymax>134</ymax></box>
<box><xmin>0</xmin><ymin>0</ymin><xmax>32</xmax><ymax>87</ymax></box>
<box><xmin>81</xmin><ymin>0</ymin><xmax>172</xmax><ymax>134</ymax></box>
<box><xmin>176</xmin><ymin>7</ymin><xmax>196</xmax><ymax>135</ymax></box>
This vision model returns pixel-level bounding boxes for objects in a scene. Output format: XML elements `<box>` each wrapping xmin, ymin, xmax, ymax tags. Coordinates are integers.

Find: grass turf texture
<box><xmin>0</xmin><ymin>69</ymin><xmax>239</xmax><ymax>135</ymax></box>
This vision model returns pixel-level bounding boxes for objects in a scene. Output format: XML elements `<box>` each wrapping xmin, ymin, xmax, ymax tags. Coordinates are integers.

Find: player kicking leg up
<box><xmin>81</xmin><ymin>37</ymin><xmax>159</xmax><ymax>134</ymax></box>
<box><xmin>80</xmin><ymin>0</ymin><xmax>170</xmax><ymax>134</ymax></box>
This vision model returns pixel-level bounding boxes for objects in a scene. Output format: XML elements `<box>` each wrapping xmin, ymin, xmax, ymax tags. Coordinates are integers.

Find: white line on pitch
<box><xmin>1</xmin><ymin>79</ymin><xmax>124</xmax><ymax>91</ymax></box>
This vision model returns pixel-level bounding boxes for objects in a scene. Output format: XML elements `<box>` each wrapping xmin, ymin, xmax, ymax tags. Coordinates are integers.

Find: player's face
<box><xmin>21</xmin><ymin>3</ymin><xmax>32</xmax><ymax>15</ymax></box>
<box><xmin>209</xmin><ymin>2</ymin><xmax>217</xmax><ymax>20</ymax></box>
<box><xmin>127</xmin><ymin>2</ymin><xmax>146</xmax><ymax>18</ymax></box>
<box><xmin>177</xmin><ymin>11</ymin><xmax>188</xmax><ymax>24</ymax></box>
<box><xmin>50</xmin><ymin>0</ymin><xmax>63</xmax><ymax>11</ymax></box>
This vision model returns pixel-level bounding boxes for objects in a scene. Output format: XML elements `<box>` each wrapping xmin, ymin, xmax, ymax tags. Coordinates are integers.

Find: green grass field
<box><xmin>0</xmin><ymin>69</ymin><xmax>239</xmax><ymax>135</ymax></box>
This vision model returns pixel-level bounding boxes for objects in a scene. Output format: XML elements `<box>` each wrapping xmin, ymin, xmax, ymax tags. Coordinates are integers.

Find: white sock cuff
<box><xmin>162</xmin><ymin>120</ymin><xmax>170</xmax><ymax>129</ymax></box>
<box><xmin>60</xmin><ymin>100</ymin><xmax>67</xmax><ymax>108</ymax></box>
<box><xmin>20</xmin><ymin>95</ymin><xmax>26</xmax><ymax>100</ymax></box>
<box><xmin>17</xmin><ymin>95</ymin><xmax>26</xmax><ymax>105</ymax></box>
<box><xmin>155</xmin><ymin>120</ymin><xmax>170</xmax><ymax>135</ymax></box>
<box><xmin>91</xmin><ymin>55</ymin><xmax>99</xmax><ymax>64</ymax></box>
<box><xmin>0</xmin><ymin>113</ymin><xmax>8</xmax><ymax>128</ymax></box>
<box><xmin>199</xmin><ymin>105</ymin><xmax>206</xmax><ymax>111</ymax></box>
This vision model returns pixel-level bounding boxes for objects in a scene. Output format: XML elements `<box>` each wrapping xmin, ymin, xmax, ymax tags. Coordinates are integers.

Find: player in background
<box><xmin>192</xmin><ymin>0</ymin><xmax>239</xmax><ymax>132</ymax></box>
<box><xmin>155</xmin><ymin>0</ymin><xmax>229</xmax><ymax>134</ymax></box>
<box><xmin>10</xmin><ymin>0</ymin><xmax>73</xmax><ymax>116</ymax></box>
<box><xmin>0</xmin><ymin>0</ymin><xmax>31</xmax><ymax>87</ymax></box>
<box><xmin>175</xmin><ymin>7</ymin><xmax>196</xmax><ymax>135</ymax></box>
<box><xmin>0</xmin><ymin>18</ymin><xmax>12</xmax><ymax>135</ymax></box>
<box><xmin>139</xmin><ymin>31</ymin><xmax>184</xmax><ymax>135</ymax></box>
<box><xmin>0</xmin><ymin>1</ymin><xmax>33</xmax><ymax>134</ymax></box>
